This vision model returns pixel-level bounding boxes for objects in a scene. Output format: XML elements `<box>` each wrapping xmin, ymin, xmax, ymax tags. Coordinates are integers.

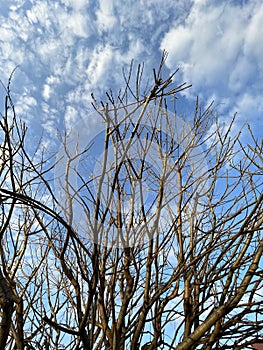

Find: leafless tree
<box><xmin>0</xmin><ymin>53</ymin><xmax>262</xmax><ymax>349</ymax></box>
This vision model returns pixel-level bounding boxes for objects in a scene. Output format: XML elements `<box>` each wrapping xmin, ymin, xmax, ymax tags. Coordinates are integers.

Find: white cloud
<box><xmin>96</xmin><ymin>0</ymin><xmax>117</xmax><ymax>34</ymax></box>
<box><xmin>0</xmin><ymin>24</ymin><xmax>16</xmax><ymax>41</ymax></box>
<box><xmin>64</xmin><ymin>105</ymin><xmax>78</xmax><ymax>129</ymax></box>
<box><xmin>26</xmin><ymin>9</ymin><xmax>38</xmax><ymax>24</ymax></box>
<box><xmin>228</xmin><ymin>56</ymin><xmax>256</xmax><ymax>93</ymax></box>
<box><xmin>60</xmin><ymin>0</ymin><xmax>90</xmax><ymax>11</ymax></box>
<box><xmin>14</xmin><ymin>94</ymin><xmax>38</xmax><ymax>121</ymax></box>
<box><xmin>161</xmin><ymin>26</ymin><xmax>193</xmax><ymax>63</ymax></box>
<box><xmin>43</xmin><ymin>84</ymin><xmax>51</xmax><ymax>100</ymax></box>
<box><xmin>160</xmin><ymin>0</ymin><xmax>263</xmax><ymax>128</ymax></box>
<box><xmin>0</xmin><ymin>0</ymin><xmax>262</xmax><ymax>148</ymax></box>
<box><xmin>244</xmin><ymin>4</ymin><xmax>263</xmax><ymax>68</ymax></box>
<box><xmin>161</xmin><ymin>2</ymin><xmax>244</xmax><ymax>88</ymax></box>
<box><xmin>56</xmin><ymin>7</ymin><xmax>91</xmax><ymax>39</ymax></box>
<box><xmin>87</xmin><ymin>46</ymin><xmax>111</xmax><ymax>85</ymax></box>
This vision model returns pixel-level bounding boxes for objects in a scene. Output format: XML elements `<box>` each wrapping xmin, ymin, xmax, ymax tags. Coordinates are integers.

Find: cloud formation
<box><xmin>161</xmin><ymin>0</ymin><xmax>263</xmax><ymax>130</ymax></box>
<box><xmin>0</xmin><ymin>0</ymin><xmax>262</xmax><ymax>144</ymax></box>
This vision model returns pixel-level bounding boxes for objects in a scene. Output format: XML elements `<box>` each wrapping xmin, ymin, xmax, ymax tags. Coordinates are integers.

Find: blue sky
<box><xmin>0</xmin><ymin>0</ymin><xmax>262</xmax><ymax>149</ymax></box>
<box><xmin>1</xmin><ymin>2</ymin><xmax>262</xmax><ymax>345</ymax></box>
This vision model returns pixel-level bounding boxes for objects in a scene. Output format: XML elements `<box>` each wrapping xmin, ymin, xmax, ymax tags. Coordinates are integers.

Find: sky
<box><xmin>1</xmin><ymin>1</ymin><xmax>262</xmax><ymax>342</ymax></box>
<box><xmin>0</xmin><ymin>0</ymin><xmax>262</xmax><ymax>152</ymax></box>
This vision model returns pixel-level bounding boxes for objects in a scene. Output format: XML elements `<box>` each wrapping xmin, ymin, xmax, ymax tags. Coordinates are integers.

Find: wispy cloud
<box><xmin>161</xmin><ymin>0</ymin><xmax>263</xmax><ymax>131</ymax></box>
<box><xmin>0</xmin><ymin>0</ymin><xmax>262</xmax><ymax>143</ymax></box>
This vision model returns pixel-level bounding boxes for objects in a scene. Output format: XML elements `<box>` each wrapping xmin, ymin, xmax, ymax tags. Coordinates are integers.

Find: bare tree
<box><xmin>0</xmin><ymin>53</ymin><xmax>262</xmax><ymax>349</ymax></box>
